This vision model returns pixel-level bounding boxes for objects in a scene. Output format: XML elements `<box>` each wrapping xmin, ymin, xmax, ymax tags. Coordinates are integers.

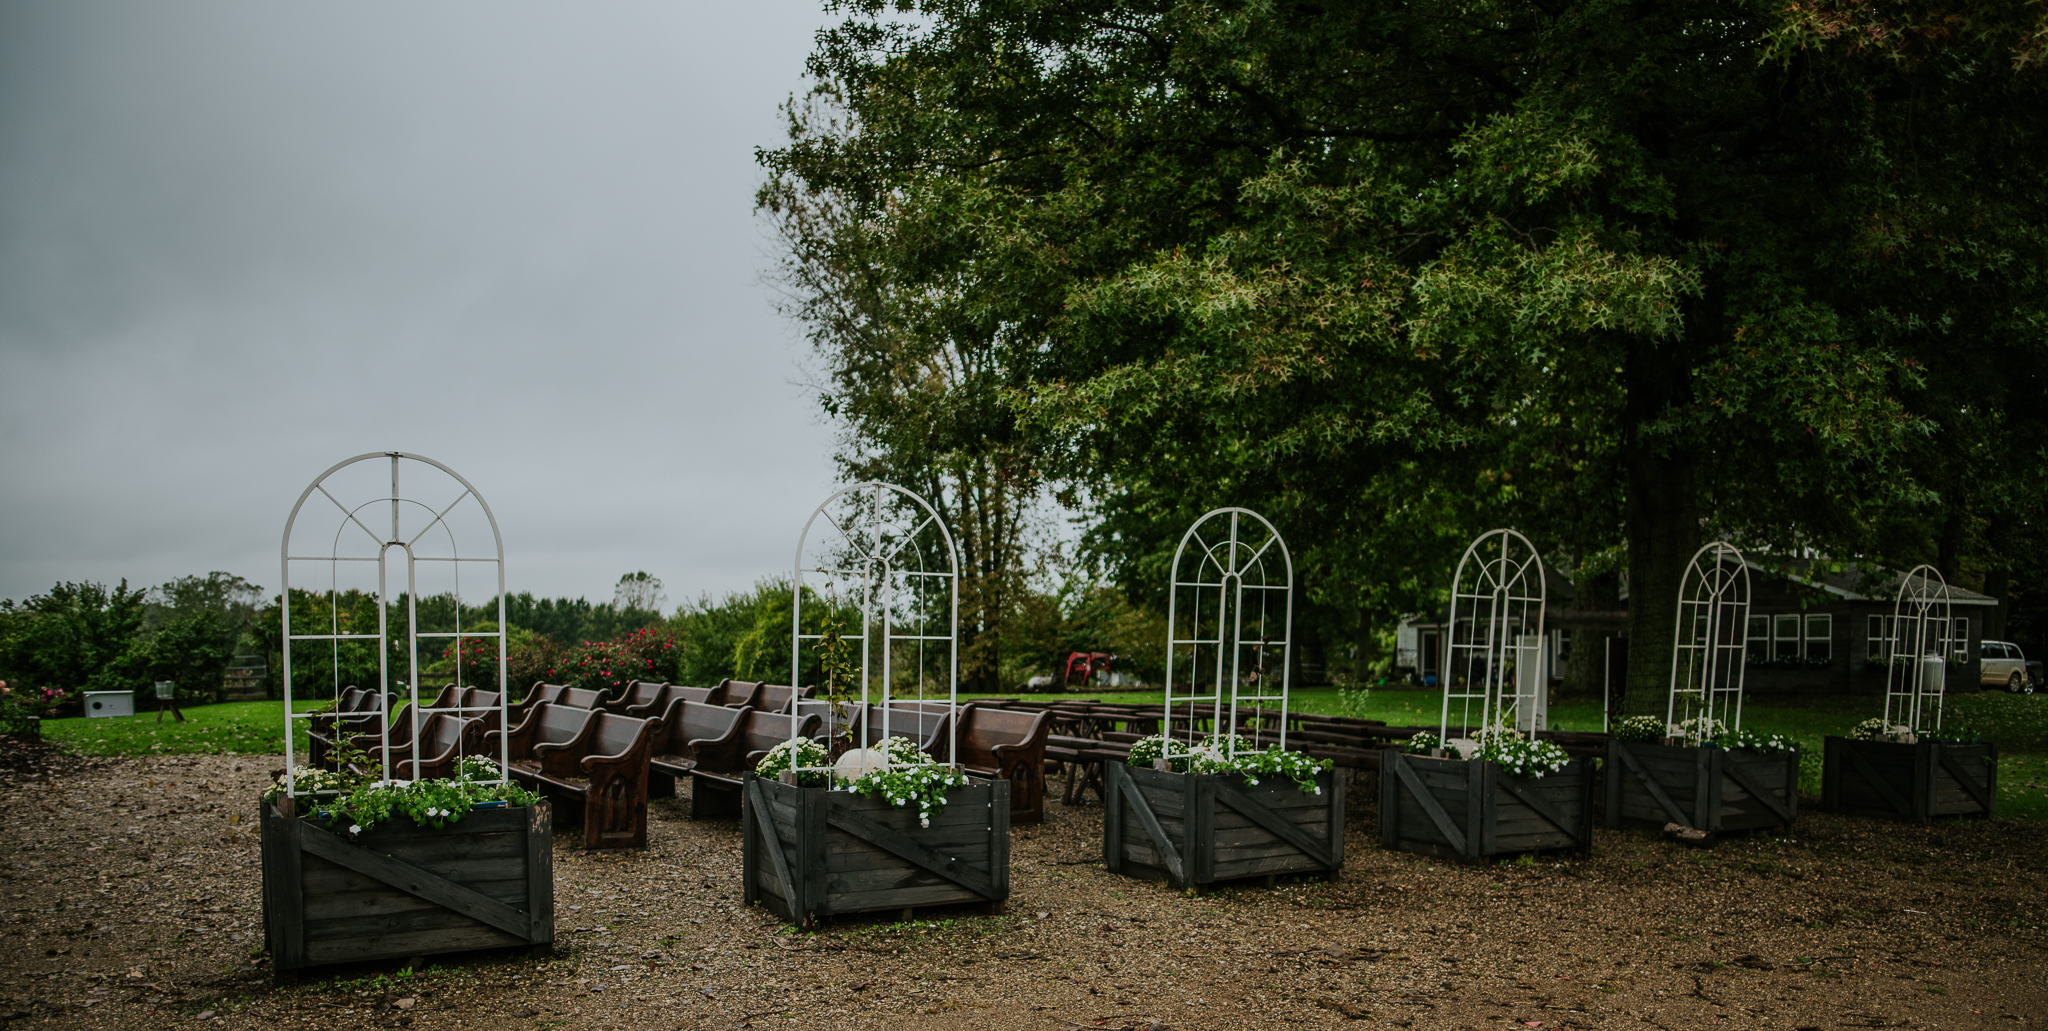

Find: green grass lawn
<box><xmin>41</xmin><ymin>688</ymin><xmax>2048</xmax><ymax>821</ymax></box>
<box><xmin>41</xmin><ymin>700</ymin><xmax>308</xmax><ymax>759</ymax></box>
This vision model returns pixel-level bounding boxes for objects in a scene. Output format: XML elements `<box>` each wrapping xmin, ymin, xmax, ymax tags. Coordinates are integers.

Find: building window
<box><xmin>1953</xmin><ymin>617</ymin><xmax>1970</xmax><ymax>662</ymax></box>
<box><xmin>1773</xmin><ymin>614</ymin><xmax>1801</xmax><ymax>659</ymax></box>
<box><xmin>1805</xmin><ymin>613</ymin><xmax>1832</xmax><ymax>661</ymax></box>
<box><xmin>1867</xmin><ymin>615</ymin><xmax>1888</xmax><ymax>661</ymax></box>
<box><xmin>1747</xmin><ymin>616</ymin><xmax>1769</xmax><ymax>663</ymax></box>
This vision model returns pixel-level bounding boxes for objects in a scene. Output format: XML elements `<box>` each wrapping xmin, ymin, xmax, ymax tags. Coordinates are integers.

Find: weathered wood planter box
<box><xmin>741</xmin><ymin>773</ymin><xmax>1010</xmax><ymax>925</ymax></box>
<box><xmin>1605</xmin><ymin>741</ymin><xmax>1799</xmax><ymax>837</ymax></box>
<box><xmin>259</xmin><ymin>800</ymin><xmax>554</xmax><ymax>973</ymax></box>
<box><xmin>1822</xmin><ymin>736</ymin><xmax>1997</xmax><ymax>822</ymax></box>
<box><xmin>1378</xmin><ymin>750</ymin><xmax>1593</xmax><ymax>862</ymax></box>
<box><xmin>1102</xmin><ymin>761</ymin><xmax>1344</xmax><ymax>890</ymax></box>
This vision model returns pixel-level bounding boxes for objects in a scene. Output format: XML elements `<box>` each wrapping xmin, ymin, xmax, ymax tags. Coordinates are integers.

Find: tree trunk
<box><xmin>1621</xmin><ymin>333</ymin><xmax>1701</xmax><ymax>720</ymax></box>
<box><xmin>1559</xmin><ymin>570</ymin><xmax>1620</xmax><ymax>700</ymax></box>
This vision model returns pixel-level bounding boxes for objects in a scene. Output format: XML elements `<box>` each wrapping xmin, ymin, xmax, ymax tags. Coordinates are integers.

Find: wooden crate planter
<box><xmin>1102</xmin><ymin>762</ymin><xmax>1344</xmax><ymax>890</ymax></box>
<box><xmin>1822</xmin><ymin>737</ymin><xmax>1997</xmax><ymax>822</ymax></box>
<box><xmin>1605</xmin><ymin>741</ymin><xmax>1799</xmax><ymax>837</ymax></box>
<box><xmin>741</xmin><ymin>773</ymin><xmax>1010</xmax><ymax>925</ymax></box>
<box><xmin>1378</xmin><ymin>750</ymin><xmax>1593</xmax><ymax>862</ymax></box>
<box><xmin>259</xmin><ymin>800</ymin><xmax>554</xmax><ymax>972</ymax></box>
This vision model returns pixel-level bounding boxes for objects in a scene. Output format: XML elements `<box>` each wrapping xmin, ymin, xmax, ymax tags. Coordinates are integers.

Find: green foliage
<box><xmin>1403</xmin><ymin>730</ymin><xmax>1443</xmax><ymax>756</ymax></box>
<box><xmin>1124</xmin><ymin>733</ymin><xmax>1331</xmax><ymax>792</ymax></box>
<box><xmin>761</xmin><ymin>0</ymin><xmax>2048</xmax><ymax>711</ymax></box>
<box><xmin>265</xmin><ymin>755</ymin><xmax>540</xmax><ymax>835</ymax></box>
<box><xmin>667</xmin><ymin>578</ymin><xmax>857</xmax><ymax>687</ymax></box>
<box><xmin>1615</xmin><ymin>715</ymin><xmax>1667</xmax><ymax>743</ymax></box>
<box><xmin>1474</xmin><ymin>729</ymin><xmax>1574</xmax><ymax>779</ymax></box>
<box><xmin>754</xmin><ymin>738</ymin><xmax>833</xmax><ymax>787</ymax></box>
<box><xmin>561</xmin><ymin>626</ymin><xmax>677</xmax><ymax>698</ymax></box>
<box><xmin>0</xmin><ymin>580</ymin><xmax>148</xmax><ymax>712</ymax></box>
<box><xmin>842</xmin><ymin>743</ymin><xmax>969</xmax><ymax>827</ymax></box>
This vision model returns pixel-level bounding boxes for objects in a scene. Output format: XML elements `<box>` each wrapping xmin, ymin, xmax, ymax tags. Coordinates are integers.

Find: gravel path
<box><xmin>1</xmin><ymin>744</ymin><xmax>2044</xmax><ymax>1030</ymax></box>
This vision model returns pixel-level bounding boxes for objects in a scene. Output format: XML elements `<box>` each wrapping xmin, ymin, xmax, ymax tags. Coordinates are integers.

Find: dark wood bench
<box><xmin>644</xmin><ymin>699</ymin><xmax>749</xmax><ymax>797</ymax></box>
<box><xmin>487</xmin><ymin>701</ymin><xmax>597</xmax><ymax>767</ymax></box>
<box><xmin>718</xmin><ymin>679</ymin><xmax>764</xmax><ymax>710</ymax></box>
<box><xmin>358</xmin><ymin>712</ymin><xmax>481</xmax><ymax>781</ymax></box>
<box><xmin>602</xmin><ymin>681</ymin><xmax>668</xmax><ymax>715</ymax></box>
<box><xmin>558</xmin><ymin>686</ymin><xmax>608</xmax><ymax>710</ymax></box>
<box><xmin>690</xmin><ymin>710</ymin><xmax>821</xmax><ymax>818</ymax></box>
<box><xmin>1045</xmin><ymin>734</ymin><xmax>1130</xmax><ymax>805</ymax></box>
<box><xmin>306</xmin><ymin>686</ymin><xmax>374</xmax><ymax>769</ymax></box>
<box><xmin>510</xmin><ymin>682</ymin><xmax>567</xmax><ymax>726</ymax></box>
<box><xmin>956</xmin><ymin>707</ymin><xmax>1053</xmax><ymax>823</ymax></box>
<box><xmin>752</xmin><ymin>683</ymin><xmax>814</xmax><ymax>714</ymax></box>
<box><xmin>793</xmin><ymin>698</ymin><xmax>861</xmax><ymax>753</ymax></box>
<box><xmin>338</xmin><ymin>686</ymin><xmax>461</xmax><ymax>767</ymax></box>
<box><xmin>624</xmin><ymin>684</ymin><xmax>719</xmax><ymax>717</ymax></box>
<box><xmin>857</xmin><ymin>702</ymin><xmax>957</xmax><ymax>760</ymax></box>
<box><xmin>502</xmin><ymin>707</ymin><xmax>659</xmax><ymax>849</ymax></box>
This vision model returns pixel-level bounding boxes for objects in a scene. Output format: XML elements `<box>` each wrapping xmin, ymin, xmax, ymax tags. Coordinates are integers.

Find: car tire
<box><xmin>2009</xmin><ymin>672</ymin><xmax>2025</xmax><ymax>693</ymax></box>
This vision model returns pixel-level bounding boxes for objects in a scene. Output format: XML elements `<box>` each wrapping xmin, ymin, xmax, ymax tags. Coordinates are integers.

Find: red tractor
<box><xmin>1063</xmin><ymin>651</ymin><xmax>1118</xmax><ymax>688</ymax></box>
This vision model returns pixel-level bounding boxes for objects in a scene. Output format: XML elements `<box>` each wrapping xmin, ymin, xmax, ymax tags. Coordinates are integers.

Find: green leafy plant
<box><xmin>1404</xmin><ymin>730</ymin><xmax>1444</xmax><ymax>756</ymax></box>
<box><xmin>1615</xmin><ymin>715</ymin><xmax>1666</xmax><ymax>743</ymax></box>
<box><xmin>1720</xmin><ymin>728</ymin><xmax>1797</xmax><ymax>754</ymax></box>
<box><xmin>847</xmin><ymin>759</ymin><xmax>969</xmax><ymax>827</ymax></box>
<box><xmin>811</xmin><ymin>616</ymin><xmax>858</xmax><ymax>744</ymax></box>
<box><xmin>1124</xmin><ymin>733</ymin><xmax>1332</xmax><ymax>792</ymax></box>
<box><xmin>263</xmin><ymin>754</ymin><xmax>539</xmax><ymax>835</ymax></box>
<box><xmin>1671</xmin><ymin>715</ymin><xmax>1728</xmax><ymax>746</ymax></box>
<box><xmin>1848</xmin><ymin>716</ymin><xmax>1914</xmax><ymax>742</ymax></box>
<box><xmin>753</xmin><ymin>737</ymin><xmax>832</xmax><ymax>787</ymax></box>
<box><xmin>1475</xmin><ymin>733</ymin><xmax>1573</xmax><ymax>779</ymax></box>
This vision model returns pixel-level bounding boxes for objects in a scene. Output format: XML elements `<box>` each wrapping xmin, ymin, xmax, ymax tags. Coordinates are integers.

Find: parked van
<box><xmin>1979</xmin><ymin>639</ymin><xmax>2034</xmax><ymax>693</ymax></box>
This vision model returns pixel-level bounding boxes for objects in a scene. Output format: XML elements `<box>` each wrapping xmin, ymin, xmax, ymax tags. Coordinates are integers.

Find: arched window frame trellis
<box><xmin>1884</xmin><ymin>564</ymin><xmax>1953</xmax><ymax>735</ymax></box>
<box><xmin>1666</xmin><ymin>541</ymin><xmax>1753</xmax><ymax>738</ymax></box>
<box><xmin>278</xmin><ymin>452</ymin><xmax>509</xmax><ymax>796</ymax></box>
<box><xmin>1439</xmin><ymin>529</ymin><xmax>1547</xmax><ymax>738</ymax></box>
<box><xmin>787</xmin><ymin>482</ymin><xmax>960</xmax><ymax>775</ymax></box>
<box><xmin>1164</xmin><ymin>508</ymin><xmax>1294</xmax><ymax>758</ymax></box>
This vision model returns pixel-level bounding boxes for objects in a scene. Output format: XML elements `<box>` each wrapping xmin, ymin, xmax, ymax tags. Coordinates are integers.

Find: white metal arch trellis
<box><xmin>1884</xmin><ymin>564</ymin><xmax>1953</xmax><ymax>735</ymax></box>
<box><xmin>1163</xmin><ymin>508</ymin><xmax>1294</xmax><ymax>758</ymax></box>
<box><xmin>1666</xmin><ymin>541</ymin><xmax>1753</xmax><ymax>740</ymax></box>
<box><xmin>279</xmin><ymin>452</ymin><xmax>509</xmax><ymax>795</ymax></box>
<box><xmin>788</xmin><ymin>482</ymin><xmax>960</xmax><ymax>775</ymax></box>
<box><xmin>1440</xmin><ymin>529</ymin><xmax>1547</xmax><ymax>738</ymax></box>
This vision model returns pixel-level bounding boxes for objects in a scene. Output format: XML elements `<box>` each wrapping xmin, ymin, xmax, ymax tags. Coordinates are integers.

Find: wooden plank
<box><xmin>262</xmin><ymin>804</ymin><xmax>307</xmax><ymax>971</ymax></box>
<box><xmin>303</xmin><ymin>924</ymin><xmax>526</xmax><ymax>965</ymax></box>
<box><xmin>1613</xmin><ymin>742</ymin><xmax>1692</xmax><ymax>826</ymax></box>
<box><xmin>295</xmin><ymin>824</ymin><xmax>533</xmax><ymax>939</ymax></box>
<box><xmin>301</xmin><ymin>879</ymin><xmax>529</xmax><ymax>920</ymax></box>
<box><xmin>525</xmin><ymin>801</ymin><xmax>552</xmax><ymax>943</ymax></box>
<box><xmin>1934</xmin><ymin>745</ymin><xmax>1993</xmax><ymax>814</ymax></box>
<box><xmin>1492</xmin><ymin>771</ymin><xmax>1578</xmax><ymax>839</ymax></box>
<box><xmin>1103</xmin><ymin>760</ymin><xmax>1124</xmax><ymax>872</ymax></box>
<box><xmin>825</xmin><ymin>798</ymin><xmax>998</xmax><ymax>899</ymax></box>
<box><xmin>1465</xmin><ymin>759</ymin><xmax>1485</xmax><ymax>862</ymax></box>
<box><xmin>1115</xmin><ymin>765</ymin><xmax>1186</xmax><ymax>887</ymax></box>
<box><xmin>1837</xmin><ymin>740</ymin><xmax>1915</xmax><ymax>817</ymax></box>
<box><xmin>1722</xmin><ymin>757</ymin><xmax>1794</xmax><ymax>824</ymax></box>
<box><xmin>745</xmin><ymin>779</ymin><xmax>801</xmax><ymax>919</ymax></box>
<box><xmin>299</xmin><ymin>857</ymin><xmax>532</xmax><ymax>894</ymax></box>
<box><xmin>1389</xmin><ymin>754</ymin><xmax>1466</xmax><ymax>854</ymax></box>
<box><xmin>1212</xmin><ymin>779</ymin><xmax>1335</xmax><ymax>868</ymax></box>
<box><xmin>990</xmin><ymin>777</ymin><xmax>1011</xmax><ymax>900</ymax></box>
<box><xmin>1379</xmin><ymin>750</ymin><xmax>1398</xmax><ymax>849</ymax></box>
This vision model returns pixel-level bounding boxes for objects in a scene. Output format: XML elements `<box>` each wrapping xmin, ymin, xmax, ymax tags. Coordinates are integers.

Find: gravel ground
<box><xmin>1</xmin><ymin>742</ymin><xmax>2044</xmax><ymax>1031</ymax></box>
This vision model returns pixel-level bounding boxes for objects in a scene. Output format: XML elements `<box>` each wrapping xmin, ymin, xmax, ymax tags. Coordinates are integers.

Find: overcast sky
<box><xmin>0</xmin><ymin>1</ymin><xmax>854</xmax><ymax>609</ymax></box>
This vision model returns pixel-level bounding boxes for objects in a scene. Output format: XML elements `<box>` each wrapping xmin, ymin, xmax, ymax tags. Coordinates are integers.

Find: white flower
<box><xmin>348</xmin><ymin>824</ymin><xmax>362</xmax><ymax>834</ymax></box>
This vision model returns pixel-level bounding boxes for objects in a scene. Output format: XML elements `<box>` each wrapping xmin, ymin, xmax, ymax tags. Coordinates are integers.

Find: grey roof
<box><xmin>1747</xmin><ymin>557</ymin><xmax>1998</xmax><ymax>607</ymax></box>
